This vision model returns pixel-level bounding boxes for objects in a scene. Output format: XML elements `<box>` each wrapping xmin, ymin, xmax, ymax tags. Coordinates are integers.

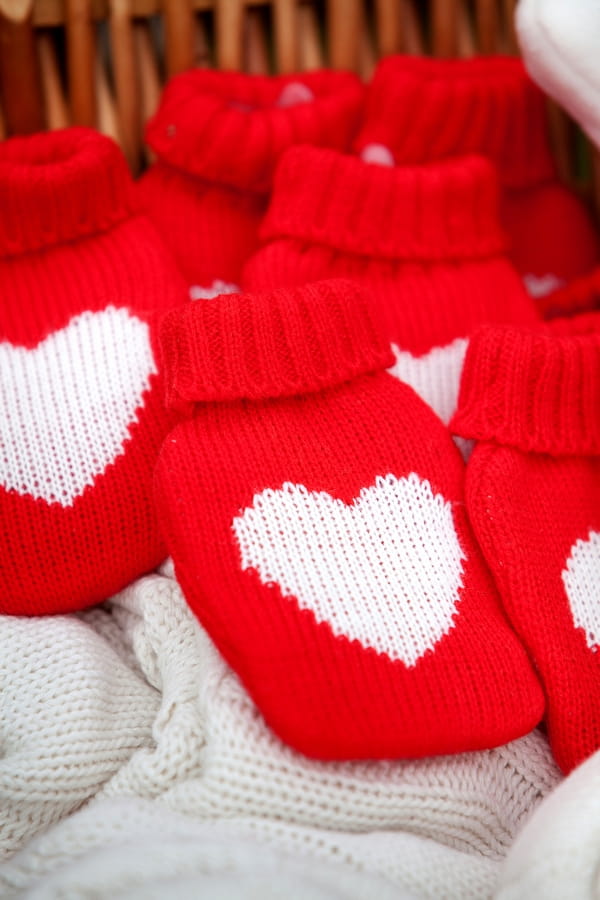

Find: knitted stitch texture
<box><xmin>0</xmin><ymin>610</ymin><xmax>159</xmax><ymax>860</ymax></box>
<box><xmin>0</xmin><ymin>127</ymin><xmax>187</xmax><ymax>615</ymax></box>
<box><xmin>0</xmin><ymin>801</ymin><xmax>410</xmax><ymax>900</ymax></box>
<box><xmin>451</xmin><ymin>315</ymin><xmax>600</xmax><ymax>773</ymax></box>
<box><xmin>155</xmin><ymin>279</ymin><xmax>543</xmax><ymax>759</ymax></box>
<box><xmin>353</xmin><ymin>55</ymin><xmax>600</xmax><ymax>301</ymax></box>
<box><xmin>0</xmin><ymin>568</ymin><xmax>559</xmax><ymax>900</ymax></box>
<box><xmin>496</xmin><ymin>745</ymin><xmax>600</xmax><ymax>900</ymax></box>
<box><xmin>242</xmin><ymin>148</ymin><xmax>539</xmax><ymax>431</ymax></box>
<box><xmin>136</xmin><ymin>69</ymin><xmax>364</xmax><ymax>293</ymax></box>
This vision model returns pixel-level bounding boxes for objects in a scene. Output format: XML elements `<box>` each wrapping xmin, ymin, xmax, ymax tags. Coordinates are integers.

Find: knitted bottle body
<box><xmin>0</xmin><ymin>127</ymin><xmax>187</xmax><ymax>614</ymax></box>
<box><xmin>353</xmin><ymin>55</ymin><xmax>600</xmax><ymax>305</ymax></box>
<box><xmin>155</xmin><ymin>280</ymin><xmax>544</xmax><ymax>760</ymax></box>
<box><xmin>243</xmin><ymin>147</ymin><xmax>539</xmax><ymax>428</ymax></box>
<box><xmin>136</xmin><ymin>69</ymin><xmax>365</xmax><ymax>293</ymax></box>
<box><xmin>452</xmin><ymin>317</ymin><xmax>600</xmax><ymax>772</ymax></box>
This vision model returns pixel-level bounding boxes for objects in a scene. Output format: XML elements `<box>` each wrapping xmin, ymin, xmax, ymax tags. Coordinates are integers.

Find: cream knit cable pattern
<box><xmin>0</xmin><ymin>611</ymin><xmax>160</xmax><ymax>859</ymax></box>
<box><xmin>3</xmin><ymin>568</ymin><xmax>560</xmax><ymax>897</ymax></box>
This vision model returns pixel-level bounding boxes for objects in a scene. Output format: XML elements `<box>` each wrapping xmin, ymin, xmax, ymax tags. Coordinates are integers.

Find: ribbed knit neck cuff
<box><xmin>0</xmin><ymin>127</ymin><xmax>135</xmax><ymax>258</ymax></box>
<box><xmin>451</xmin><ymin>323</ymin><xmax>600</xmax><ymax>455</ymax></box>
<box><xmin>355</xmin><ymin>55</ymin><xmax>556</xmax><ymax>189</ymax></box>
<box><xmin>145</xmin><ymin>69</ymin><xmax>364</xmax><ymax>194</ymax></box>
<box><xmin>160</xmin><ymin>279</ymin><xmax>394</xmax><ymax>411</ymax></box>
<box><xmin>261</xmin><ymin>146</ymin><xmax>506</xmax><ymax>262</ymax></box>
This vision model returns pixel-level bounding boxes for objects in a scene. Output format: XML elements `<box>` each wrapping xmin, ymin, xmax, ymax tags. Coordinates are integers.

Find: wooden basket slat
<box><xmin>95</xmin><ymin>29</ymin><xmax>120</xmax><ymax>143</ymax></box>
<box><xmin>215</xmin><ymin>0</ymin><xmax>244</xmax><ymax>70</ymax></box>
<box><xmin>272</xmin><ymin>0</ymin><xmax>297</xmax><ymax>73</ymax></box>
<box><xmin>0</xmin><ymin>3</ymin><xmax>45</xmax><ymax>133</ymax></box>
<box><xmin>109</xmin><ymin>0</ymin><xmax>141</xmax><ymax>169</ymax></box>
<box><xmin>474</xmin><ymin>0</ymin><xmax>500</xmax><ymax>55</ymax></box>
<box><xmin>401</xmin><ymin>1</ymin><xmax>425</xmax><ymax>55</ymax></box>
<box><xmin>296</xmin><ymin>1</ymin><xmax>323</xmax><ymax>70</ymax></box>
<box><xmin>65</xmin><ymin>0</ymin><xmax>96</xmax><ymax>126</ymax></box>
<box><xmin>431</xmin><ymin>0</ymin><xmax>458</xmax><ymax>58</ymax></box>
<box><xmin>38</xmin><ymin>29</ymin><xmax>70</xmax><ymax>129</ymax></box>
<box><xmin>244</xmin><ymin>5</ymin><xmax>271</xmax><ymax>73</ymax></box>
<box><xmin>164</xmin><ymin>0</ymin><xmax>195</xmax><ymax>74</ymax></box>
<box><xmin>0</xmin><ymin>0</ymin><xmax>596</xmax><ymax>214</ymax></box>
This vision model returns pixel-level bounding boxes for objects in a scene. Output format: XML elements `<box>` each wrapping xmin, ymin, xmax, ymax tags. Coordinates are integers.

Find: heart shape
<box><xmin>562</xmin><ymin>529</ymin><xmax>600</xmax><ymax>650</ymax></box>
<box><xmin>0</xmin><ymin>306</ymin><xmax>156</xmax><ymax>507</ymax></box>
<box><xmin>389</xmin><ymin>338</ymin><xmax>468</xmax><ymax>426</ymax></box>
<box><xmin>232</xmin><ymin>472</ymin><xmax>466</xmax><ymax>667</ymax></box>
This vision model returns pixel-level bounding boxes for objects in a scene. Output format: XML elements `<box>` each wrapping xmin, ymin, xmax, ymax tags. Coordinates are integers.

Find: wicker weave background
<box><xmin>0</xmin><ymin>0</ymin><xmax>597</xmax><ymax>215</ymax></box>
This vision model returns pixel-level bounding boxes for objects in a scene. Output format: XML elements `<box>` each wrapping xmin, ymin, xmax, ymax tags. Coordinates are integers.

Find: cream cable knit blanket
<box><xmin>0</xmin><ymin>568</ymin><xmax>573</xmax><ymax>898</ymax></box>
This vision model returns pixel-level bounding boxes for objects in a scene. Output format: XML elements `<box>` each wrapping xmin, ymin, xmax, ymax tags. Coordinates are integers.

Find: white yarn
<box><xmin>0</xmin><ymin>307</ymin><xmax>156</xmax><ymax>506</ymax></box>
<box><xmin>389</xmin><ymin>338</ymin><xmax>469</xmax><ymax>427</ymax></box>
<box><xmin>496</xmin><ymin>746</ymin><xmax>600</xmax><ymax>899</ymax></box>
<box><xmin>232</xmin><ymin>473</ymin><xmax>465</xmax><ymax>666</ymax></box>
<box><xmin>189</xmin><ymin>280</ymin><xmax>239</xmax><ymax>301</ymax></box>
<box><xmin>360</xmin><ymin>143</ymin><xmax>396</xmax><ymax>167</ymax></box>
<box><xmin>0</xmin><ymin>798</ymin><xmax>414</xmax><ymax>900</ymax></box>
<box><xmin>90</xmin><ymin>573</ymin><xmax>558</xmax><ymax>896</ymax></box>
<box><xmin>0</xmin><ymin>611</ymin><xmax>159</xmax><ymax>860</ymax></box>
<box><xmin>516</xmin><ymin>0</ymin><xmax>600</xmax><ymax>151</ymax></box>
<box><xmin>0</xmin><ymin>571</ymin><xmax>562</xmax><ymax>897</ymax></box>
<box><xmin>522</xmin><ymin>273</ymin><xmax>565</xmax><ymax>299</ymax></box>
<box><xmin>276</xmin><ymin>82</ymin><xmax>315</xmax><ymax>108</ymax></box>
<box><xmin>562</xmin><ymin>529</ymin><xmax>600</xmax><ymax>651</ymax></box>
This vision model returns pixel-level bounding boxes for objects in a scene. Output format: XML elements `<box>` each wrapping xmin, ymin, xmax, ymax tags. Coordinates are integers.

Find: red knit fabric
<box><xmin>451</xmin><ymin>316</ymin><xmax>600</xmax><ymax>772</ymax></box>
<box><xmin>537</xmin><ymin>266</ymin><xmax>600</xmax><ymax>320</ymax></box>
<box><xmin>0</xmin><ymin>127</ymin><xmax>188</xmax><ymax>615</ymax></box>
<box><xmin>155</xmin><ymin>279</ymin><xmax>544</xmax><ymax>760</ymax></box>
<box><xmin>354</xmin><ymin>55</ymin><xmax>600</xmax><ymax>300</ymax></box>
<box><xmin>135</xmin><ymin>69</ymin><xmax>365</xmax><ymax>294</ymax></box>
<box><xmin>243</xmin><ymin>147</ymin><xmax>539</xmax><ymax>431</ymax></box>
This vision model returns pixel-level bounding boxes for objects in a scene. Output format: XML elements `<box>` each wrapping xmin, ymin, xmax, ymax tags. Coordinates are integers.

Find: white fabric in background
<box><xmin>0</xmin><ymin>610</ymin><xmax>159</xmax><ymax>860</ymax></box>
<box><xmin>92</xmin><ymin>573</ymin><xmax>561</xmax><ymax>854</ymax></box>
<box><xmin>516</xmin><ymin>0</ymin><xmax>600</xmax><ymax>151</ymax></box>
<box><xmin>0</xmin><ymin>797</ymin><xmax>417</xmax><ymax>900</ymax></box>
<box><xmin>0</xmin><ymin>569</ymin><xmax>563</xmax><ymax>898</ymax></box>
<box><xmin>496</xmin><ymin>746</ymin><xmax>600</xmax><ymax>899</ymax></box>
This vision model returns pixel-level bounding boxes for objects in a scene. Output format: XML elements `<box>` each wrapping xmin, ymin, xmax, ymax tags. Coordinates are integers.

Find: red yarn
<box><xmin>0</xmin><ymin>127</ymin><xmax>188</xmax><ymax>615</ymax></box>
<box><xmin>136</xmin><ymin>69</ymin><xmax>365</xmax><ymax>291</ymax></box>
<box><xmin>451</xmin><ymin>316</ymin><xmax>600</xmax><ymax>772</ymax></box>
<box><xmin>243</xmin><ymin>147</ymin><xmax>539</xmax><ymax>430</ymax></box>
<box><xmin>354</xmin><ymin>55</ymin><xmax>600</xmax><ymax>303</ymax></box>
<box><xmin>155</xmin><ymin>279</ymin><xmax>544</xmax><ymax>760</ymax></box>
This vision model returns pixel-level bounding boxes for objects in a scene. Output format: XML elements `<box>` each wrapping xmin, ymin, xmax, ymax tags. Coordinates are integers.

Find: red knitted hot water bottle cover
<box><xmin>155</xmin><ymin>279</ymin><xmax>544</xmax><ymax>760</ymax></box>
<box><xmin>136</xmin><ymin>68</ymin><xmax>365</xmax><ymax>294</ymax></box>
<box><xmin>0</xmin><ymin>127</ymin><xmax>187</xmax><ymax>615</ymax></box>
<box><xmin>243</xmin><ymin>147</ymin><xmax>539</xmax><ymax>434</ymax></box>
<box><xmin>353</xmin><ymin>54</ymin><xmax>600</xmax><ymax>303</ymax></box>
<box><xmin>452</xmin><ymin>315</ymin><xmax>600</xmax><ymax>773</ymax></box>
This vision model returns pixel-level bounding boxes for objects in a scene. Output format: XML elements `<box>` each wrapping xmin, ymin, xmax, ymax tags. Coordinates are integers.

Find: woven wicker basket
<box><xmin>0</xmin><ymin>0</ymin><xmax>598</xmax><ymax>215</ymax></box>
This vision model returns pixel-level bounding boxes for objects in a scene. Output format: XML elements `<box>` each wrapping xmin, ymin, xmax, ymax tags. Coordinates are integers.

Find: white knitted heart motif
<box><xmin>562</xmin><ymin>530</ymin><xmax>600</xmax><ymax>650</ymax></box>
<box><xmin>232</xmin><ymin>472</ymin><xmax>466</xmax><ymax>666</ymax></box>
<box><xmin>0</xmin><ymin>306</ymin><xmax>157</xmax><ymax>507</ymax></box>
<box><xmin>389</xmin><ymin>338</ymin><xmax>469</xmax><ymax>426</ymax></box>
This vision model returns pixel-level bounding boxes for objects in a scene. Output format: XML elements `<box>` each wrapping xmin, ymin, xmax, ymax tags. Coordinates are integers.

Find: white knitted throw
<box><xmin>0</xmin><ymin>610</ymin><xmax>159</xmax><ymax>860</ymax></box>
<box><xmin>0</xmin><ymin>569</ymin><xmax>563</xmax><ymax>898</ymax></box>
